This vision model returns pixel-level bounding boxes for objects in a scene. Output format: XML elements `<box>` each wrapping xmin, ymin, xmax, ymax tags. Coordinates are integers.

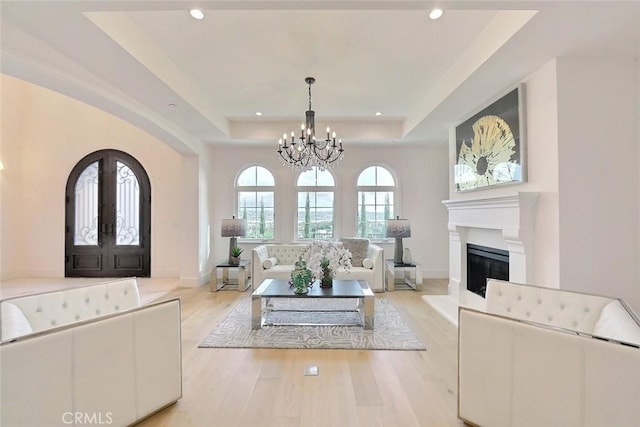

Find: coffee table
<box><xmin>251</xmin><ymin>279</ymin><xmax>374</xmax><ymax>330</ymax></box>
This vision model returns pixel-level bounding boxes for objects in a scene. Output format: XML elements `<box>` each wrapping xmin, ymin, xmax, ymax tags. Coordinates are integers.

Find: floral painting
<box><xmin>454</xmin><ymin>86</ymin><xmax>525</xmax><ymax>191</ymax></box>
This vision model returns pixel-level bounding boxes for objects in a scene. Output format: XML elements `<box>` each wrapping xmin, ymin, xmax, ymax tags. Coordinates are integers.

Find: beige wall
<box><xmin>0</xmin><ymin>74</ymin><xmax>184</xmax><ymax>280</ymax></box>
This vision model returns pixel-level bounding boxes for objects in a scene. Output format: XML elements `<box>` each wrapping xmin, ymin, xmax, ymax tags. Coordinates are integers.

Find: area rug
<box><xmin>198</xmin><ymin>297</ymin><xmax>426</xmax><ymax>350</ymax></box>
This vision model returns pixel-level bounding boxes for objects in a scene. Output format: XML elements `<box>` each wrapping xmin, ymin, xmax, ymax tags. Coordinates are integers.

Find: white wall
<box><xmin>0</xmin><ymin>74</ymin><xmax>186</xmax><ymax>281</ymax></box>
<box><xmin>447</xmin><ymin>60</ymin><xmax>561</xmax><ymax>288</ymax></box>
<box><xmin>556</xmin><ymin>57</ymin><xmax>639</xmax><ymax>309</ymax></box>
<box><xmin>208</xmin><ymin>143</ymin><xmax>450</xmax><ymax>278</ymax></box>
<box><xmin>446</xmin><ymin>57</ymin><xmax>640</xmax><ymax>312</ymax></box>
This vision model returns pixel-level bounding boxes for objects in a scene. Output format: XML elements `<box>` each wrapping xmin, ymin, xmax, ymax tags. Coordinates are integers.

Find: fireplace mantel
<box><xmin>442</xmin><ymin>192</ymin><xmax>539</xmax><ymax>303</ymax></box>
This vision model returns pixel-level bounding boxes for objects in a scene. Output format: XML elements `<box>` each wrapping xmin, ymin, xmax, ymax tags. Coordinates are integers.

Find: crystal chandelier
<box><xmin>277</xmin><ymin>77</ymin><xmax>344</xmax><ymax>170</ymax></box>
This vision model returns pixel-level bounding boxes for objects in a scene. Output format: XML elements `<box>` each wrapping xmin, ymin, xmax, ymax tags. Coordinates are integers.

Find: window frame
<box><xmin>295</xmin><ymin>166</ymin><xmax>336</xmax><ymax>241</ymax></box>
<box><xmin>356</xmin><ymin>165</ymin><xmax>397</xmax><ymax>242</ymax></box>
<box><xmin>235</xmin><ymin>165</ymin><xmax>276</xmax><ymax>241</ymax></box>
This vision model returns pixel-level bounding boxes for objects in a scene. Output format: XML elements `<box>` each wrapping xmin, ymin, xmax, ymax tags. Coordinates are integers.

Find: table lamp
<box><xmin>386</xmin><ymin>216</ymin><xmax>411</xmax><ymax>265</ymax></box>
<box><xmin>221</xmin><ymin>216</ymin><xmax>246</xmax><ymax>263</ymax></box>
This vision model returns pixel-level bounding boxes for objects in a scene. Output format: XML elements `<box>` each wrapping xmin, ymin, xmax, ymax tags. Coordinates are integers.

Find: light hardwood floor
<box><xmin>135</xmin><ymin>279</ymin><xmax>464</xmax><ymax>427</ymax></box>
<box><xmin>0</xmin><ymin>277</ymin><xmax>463</xmax><ymax>426</ymax></box>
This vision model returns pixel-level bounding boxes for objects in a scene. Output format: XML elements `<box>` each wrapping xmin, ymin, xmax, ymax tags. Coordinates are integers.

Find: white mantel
<box><xmin>442</xmin><ymin>192</ymin><xmax>539</xmax><ymax>306</ymax></box>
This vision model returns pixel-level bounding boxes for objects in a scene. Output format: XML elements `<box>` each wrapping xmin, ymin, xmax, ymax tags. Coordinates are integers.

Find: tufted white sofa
<box><xmin>252</xmin><ymin>242</ymin><xmax>385</xmax><ymax>292</ymax></box>
<box><xmin>458</xmin><ymin>279</ymin><xmax>640</xmax><ymax>427</ymax></box>
<box><xmin>0</xmin><ymin>278</ymin><xmax>182</xmax><ymax>427</ymax></box>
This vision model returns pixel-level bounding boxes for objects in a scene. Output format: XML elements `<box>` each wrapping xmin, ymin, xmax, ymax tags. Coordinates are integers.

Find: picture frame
<box><xmin>454</xmin><ymin>85</ymin><xmax>526</xmax><ymax>192</ymax></box>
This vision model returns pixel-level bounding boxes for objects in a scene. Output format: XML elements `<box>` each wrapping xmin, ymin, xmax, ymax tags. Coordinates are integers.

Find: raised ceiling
<box><xmin>2</xmin><ymin>1</ymin><xmax>640</xmax><ymax>153</ymax></box>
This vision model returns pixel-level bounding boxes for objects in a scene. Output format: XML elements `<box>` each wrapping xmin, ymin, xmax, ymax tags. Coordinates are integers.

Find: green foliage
<box><xmin>231</xmin><ymin>247</ymin><xmax>243</xmax><ymax>257</ymax></box>
<box><xmin>359</xmin><ymin>192</ymin><xmax>367</xmax><ymax>237</ymax></box>
<box><xmin>259</xmin><ymin>197</ymin><xmax>265</xmax><ymax>235</ymax></box>
<box><xmin>304</xmin><ymin>193</ymin><xmax>311</xmax><ymax>238</ymax></box>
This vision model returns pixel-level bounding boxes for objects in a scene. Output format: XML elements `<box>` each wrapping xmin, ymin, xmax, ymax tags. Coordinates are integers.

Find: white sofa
<box><xmin>0</xmin><ymin>278</ymin><xmax>182</xmax><ymax>427</ymax></box>
<box><xmin>458</xmin><ymin>279</ymin><xmax>640</xmax><ymax>427</ymax></box>
<box><xmin>252</xmin><ymin>241</ymin><xmax>385</xmax><ymax>292</ymax></box>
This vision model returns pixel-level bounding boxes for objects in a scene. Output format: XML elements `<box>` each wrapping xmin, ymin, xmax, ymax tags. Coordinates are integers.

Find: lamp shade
<box><xmin>386</xmin><ymin>218</ymin><xmax>411</xmax><ymax>238</ymax></box>
<box><xmin>221</xmin><ymin>218</ymin><xmax>246</xmax><ymax>237</ymax></box>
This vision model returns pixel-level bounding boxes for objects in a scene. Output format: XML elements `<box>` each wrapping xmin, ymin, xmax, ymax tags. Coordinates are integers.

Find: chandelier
<box><xmin>277</xmin><ymin>77</ymin><xmax>344</xmax><ymax>170</ymax></box>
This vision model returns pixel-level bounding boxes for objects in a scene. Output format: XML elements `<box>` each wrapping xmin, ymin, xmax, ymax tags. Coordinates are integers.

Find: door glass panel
<box><xmin>116</xmin><ymin>161</ymin><xmax>140</xmax><ymax>245</ymax></box>
<box><xmin>74</xmin><ymin>161</ymin><xmax>99</xmax><ymax>245</ymax></box>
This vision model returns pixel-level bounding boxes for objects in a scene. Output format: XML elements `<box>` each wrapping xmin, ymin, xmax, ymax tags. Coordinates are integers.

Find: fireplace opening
<box><xmin>467</xmin><ymin>244</ymin><xmax>509</xmax><ymax>298</ymax></box>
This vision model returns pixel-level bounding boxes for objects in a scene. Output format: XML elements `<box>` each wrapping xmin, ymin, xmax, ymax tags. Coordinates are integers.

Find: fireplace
<box><xmin>466</xmin><ymin>244</ymin><xmax>509</xmax><ymax>298</ymax></box>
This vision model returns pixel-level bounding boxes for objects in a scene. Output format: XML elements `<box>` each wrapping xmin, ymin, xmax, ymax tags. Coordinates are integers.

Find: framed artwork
<box><xmin>454</xmin><ymin>85</ymin><xmax>526</xmax><ymax>191</ymax></box>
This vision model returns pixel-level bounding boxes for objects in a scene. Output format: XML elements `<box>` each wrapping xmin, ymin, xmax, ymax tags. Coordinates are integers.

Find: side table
<box><xmin>211</xmin><ymin>260</ymin><xmax>251</xmax><ymax>292</ymax></box>
<box><xmin>385</xmin><ymin>259</ymin><xmax>423</xmax><ymax>291</ymax></box>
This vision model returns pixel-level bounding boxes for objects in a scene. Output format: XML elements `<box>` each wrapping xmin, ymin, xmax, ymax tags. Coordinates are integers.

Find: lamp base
<box><xmin>228</xmin><ymin>237</ymin><xmax>238</xmax><ymax>264</ymax></box>
<box><xmin>394</xmin><ymin>238</ymin><xmax>403</xmax><ymax>265</ymax></box>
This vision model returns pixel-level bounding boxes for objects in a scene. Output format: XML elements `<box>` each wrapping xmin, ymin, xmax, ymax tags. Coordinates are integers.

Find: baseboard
<box><xmin>422</xmin><ymin>269</ymin><xmax>448</xmax><ymax>279</ymax></box>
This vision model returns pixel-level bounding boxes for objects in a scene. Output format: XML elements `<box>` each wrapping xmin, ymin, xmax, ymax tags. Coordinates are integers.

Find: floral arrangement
<box><xmin>303</xmin><ymin>240</ymin><xmax>352</xmax><ymax>287</ymax></box>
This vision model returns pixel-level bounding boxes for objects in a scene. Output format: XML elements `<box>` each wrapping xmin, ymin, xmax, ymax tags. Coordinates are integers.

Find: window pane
<box><xmin>357</xmin><ymin>166</ymin><xmax>376</xmax><ymax>186</ymax></box>
<box><xmin>297</xmin><ymin>169</ymin><xmax>316</xmax><ymax>186</ymax></box>
<box><xmin>316</xmin><ymin>168</ymin><xmax>335</xmax><ymax>186</ymax></box>
<box><xmin>238</xmin><ymin>190</ymin><xmax>274</xmax><ymax>239</ymax></box>
<box><xmin>115</xmin><ymin>161</ymin><xmax>140</xmax><ymax>245</ymax></box>
<box><xmin>297</xmin><ymin>191</ymin><xmax>334</xmax><ymax>240</ymax></box>
<box><xmin>237</xmin><ymin>168</ymin><xmax>256</xmax><ymax>186</ymax></box>
<box><xmin>74</xmin><ymin>161</ymin><xmax>99</xmax><ymax>245</ymax></box>
<box><xmin>376</xmin><ymin>167</ymin><xmax>395</xmax><ymax>186</ymax></box>
<box><xmin>255</xmin><ymin>166</ymin><xmax>275</xmax><ymax>186</ymax></box>
<box><xmin>297</xmin><ymin>166</ymin><xmax>335</xmax><ymax>186</ymax></box>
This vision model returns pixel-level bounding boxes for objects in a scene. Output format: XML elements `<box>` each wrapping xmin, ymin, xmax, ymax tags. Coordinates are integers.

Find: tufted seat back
<box><xmin>267</xmin><ymin>244</ymin><xmax>309</xmax><ymax>265</ymax></box>
<box><xmin>485</xmin><ymin>279</ymin><xmax>612</xmax><ymax>334</ymax></box>
<box><xmin>1</xmin><ymin>278</ymin><xmax>140</xmax><ymax>339</ymax></box>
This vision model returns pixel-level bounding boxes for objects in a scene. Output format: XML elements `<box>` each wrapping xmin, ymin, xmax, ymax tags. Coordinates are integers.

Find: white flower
<box><xmin>303</xmin><ymin>240</ymin><xmax>352</xmax><ymax>277</ymax></box>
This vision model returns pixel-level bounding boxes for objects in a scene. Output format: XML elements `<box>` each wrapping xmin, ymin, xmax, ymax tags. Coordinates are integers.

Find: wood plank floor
<box><xmin>136</xmin><ymin>279</ymin><xmax>464</xmax><ymax>427</ymax></box>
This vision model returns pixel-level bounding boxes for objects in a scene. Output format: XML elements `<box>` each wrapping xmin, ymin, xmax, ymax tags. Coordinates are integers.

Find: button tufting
<box><xmin>85</xmin><ymin>297</ymin><xmax>90</xmax><ymax>304</ymax></box>
<box><xmin>548</xmin><ymin>316</ymin><xmax>553</xmax><ymax>321</ymax></box>
<box><xmin>506</xmin><ymin>308</ymin><xmax>511</xmax><ymax>312</ymax></box>
<box><xmin>498</xmin><ymin>291</ymin><xmax>503</xmax><ymax>296</ymax></box>
<box><xmin>36</xmin><ymin>307</ymin><xmax>43</xmax><ymax>312</ymax></box>
<box><xmin>560</xmin><ymin>304</ymin><xmax>565</xmax><ymax>309</ymax></box>
<box><xmin>585</xmin><ymin>307</ymin><xmax>590</xmax><ymax>313</ymax></box>
<box><xmin>526</xmin><ymin>312</ymin><xmax>531</xmax><ymax>317</ymax></box>
<box><xmin>537</xmin><ymin>299</ymin><xmax>542</xmax><ymax>304</ymax></box>
<box><xmin>51</xmin><ymin>320</ymin><xmax>57</xmax><ymax>326</ymax></box>
<box><xmin>105</xmin><ymin>294</ymin><xmax>110</xmax><ymax>300</ymax></box>
<box><xmin>96</xmin><ymin>309</ymin><xmax>101</xmax><ymax>315</ymax></box>
<box><xmin>572</xmin><ymin>321</ymin><xmax>578</xmax><ymax>327</ymax></box>
<box><xmin>62</xmin><ymin>302</ymin><xmax>67</xmax><ymax>309</ymax></box>
<box><xmin>115</xmin><ymin>305</ymin><xmax>120</xmax><ymax>310</ymax></box>
<box><xmin>124</xmin><ymin>290</ymin><xmax>128</xmax><ymax>295</ymax></box>
<box><xmin>75</xmin><ymin>314</ymin><xmax>80</xmax><ymax>320</ymax></box>
<box><xmin>517</xmin><ymin>296</ymin><xmax>522</xmax><ymax>301</ymax></box>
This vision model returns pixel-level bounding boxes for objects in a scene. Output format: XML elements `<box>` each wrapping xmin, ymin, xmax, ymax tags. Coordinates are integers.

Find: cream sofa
<box><xmin>252</xmin><ymin>241</ymin><xmax>385</xmax><ymax>292</ymax></box>
<box><xmin>0</xmin><ymin>278</ymin><xmax>182</xmax><ymax>427</ymax></box>
<box><xmin>458</xmin><ymin>279</ymin><xmax>640</xmax><ymax>427</ymax></box>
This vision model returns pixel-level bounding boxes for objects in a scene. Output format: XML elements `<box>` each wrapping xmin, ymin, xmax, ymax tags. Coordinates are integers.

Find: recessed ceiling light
<box><xmin>375</xmin><ymin>112</ymin><xmax>383</xmax><ymax>116</ymax></box>
<box><xmin>429</xmin><ymin>8</ymin><xmax>443</xmax><ymax>20</ymax></box>
<box><xmin>255</xmin><ymin>112</ymin><xmax>263</xmax><ymax>116</ymax></box>
<box><xmin>168</xmin><ymin>103</ymin><xmax>178</xmax><ymax>108</ymax></box>
<box><xmin>190</xmin><ymin>9</ymin><xmax>204</xmax><ymax>20</ymax></box>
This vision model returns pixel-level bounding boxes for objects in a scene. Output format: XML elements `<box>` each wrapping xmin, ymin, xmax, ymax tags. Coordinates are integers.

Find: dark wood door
<box><xmin>65</xmin><ymin>149</ymin><xmax>151</xmax><ymax>277</ymax></box>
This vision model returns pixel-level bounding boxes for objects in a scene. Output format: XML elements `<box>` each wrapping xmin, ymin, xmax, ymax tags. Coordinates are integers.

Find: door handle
<box><xmin>101</xmin><ymin>223</ymin><xmax>108</xmax><ymax>235</ymax></box>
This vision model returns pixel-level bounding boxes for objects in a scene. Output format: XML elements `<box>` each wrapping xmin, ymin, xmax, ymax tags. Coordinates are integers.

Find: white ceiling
<box><xmin>2</xmin><ymin>1</ymin><xmax>640</xmax><ymax>153</ymax></box>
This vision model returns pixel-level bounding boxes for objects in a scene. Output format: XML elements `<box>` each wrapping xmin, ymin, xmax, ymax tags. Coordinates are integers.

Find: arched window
<box><xmin>356</xmin><ymin>165</ymin><xmax>396</xmax><ymax>239</ymax></box>
<box><xmin>296</xmin><ymin>166</ymin><xmax>335</xmax><ymax>240</ymax></box>
<box><xmin>236</xmin><ymin>166</ymin><xmax>275</xmax><ymax>239</ymax></box>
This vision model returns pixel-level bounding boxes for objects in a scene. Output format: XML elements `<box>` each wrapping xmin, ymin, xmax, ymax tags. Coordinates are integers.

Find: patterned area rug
<box><xmin>198</xmin><ymin>297</ymin><xmax>426</xmax><ymax>350</ymax></box>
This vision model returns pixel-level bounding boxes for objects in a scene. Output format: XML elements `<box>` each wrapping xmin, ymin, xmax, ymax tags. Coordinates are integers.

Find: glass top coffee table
<box><xmin>251</xmin><ymin>279</ymin><xmax>374</xmax><ymax>330</ymax></box>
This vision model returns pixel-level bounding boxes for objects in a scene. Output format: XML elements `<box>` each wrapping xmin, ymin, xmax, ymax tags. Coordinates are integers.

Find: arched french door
<box><xmin>65</xmin><ymin>149</ymin><xmax>151</xmax><ymax>277</ymax></box>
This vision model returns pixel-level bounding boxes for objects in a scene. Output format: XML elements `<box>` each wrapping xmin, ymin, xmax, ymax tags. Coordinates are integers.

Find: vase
<box><xmin>229</xmin><ymin>256</ymin><xmax>240</xmax><ymax>265</ymax></box>
<box><xmin>402</xmin><ymin>248</ymin><xmax>412</xmax><ymax>264</ymax></box>
<box><xmin>320</xmin><ymin>275</ymin><xmax>333</xmax><ymax>288</ymax></box>
<box><xmin>291</xmin><ymin>257</ymin><xmax>313</xmax><ymax>294</ymax></box>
